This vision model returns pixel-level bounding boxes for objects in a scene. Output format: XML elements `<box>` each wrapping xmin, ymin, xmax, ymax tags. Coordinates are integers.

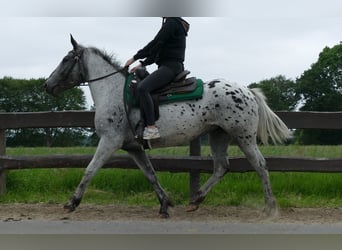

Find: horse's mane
<box><xmin>88</xmin><ymin>47</ymin><xmax>122</xmax><ymax>70</ymax></box>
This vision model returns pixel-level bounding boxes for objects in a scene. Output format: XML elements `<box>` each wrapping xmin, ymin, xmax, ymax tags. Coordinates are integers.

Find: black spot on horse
<box><xmin>232</xmin><ymin>95</ymin><xmax>243</xmax><ymax>104</ymax></box>
<box><xmin>215</xmin><ymin>104</ymin><xmax>220</xmax><ymax>108</ymax></box>
<box><xmin>108</xmin><ymin>118</ymin><xmax>114</xmax><ymax>123</ymax></box>
<box><xmin>235</xmin><ymin>105</ymin><xmax>244</xmax><ymax>111</ymax></box>
<box><xmin>117</xmin><ymin>111</ymin><xmax>124</xmax><ymax>127</ymax></box>
<box><xmin>208</xmin><ymin>80</ymin><xmax>220</xmax><ymax>88</ymax></box>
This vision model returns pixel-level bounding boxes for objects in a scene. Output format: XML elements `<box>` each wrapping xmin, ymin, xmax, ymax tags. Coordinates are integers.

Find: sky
<box><xmin>1</xmin><ymin>0</ymin><xmax>341</xmax><ymax>108</ymax></box>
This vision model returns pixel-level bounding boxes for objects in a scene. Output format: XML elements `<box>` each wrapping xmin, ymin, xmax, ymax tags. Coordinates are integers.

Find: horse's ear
<box><xmin>70</xmin><ymin>34</ymin><xmax>78</xmax><ymax>51</ymax></box>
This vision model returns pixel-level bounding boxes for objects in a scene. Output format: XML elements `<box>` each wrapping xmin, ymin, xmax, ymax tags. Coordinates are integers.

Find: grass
<box><xmin>1</xmin><ymin>145</ymin><xmax>342</xmax><ymax>208</ymax></box>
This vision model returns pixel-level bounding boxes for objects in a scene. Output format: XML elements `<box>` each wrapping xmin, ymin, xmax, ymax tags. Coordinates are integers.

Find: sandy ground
<box><xmin>2</xmin><ymin>203</ymin><xmax>342</xmax><ymax>223</ymax></box>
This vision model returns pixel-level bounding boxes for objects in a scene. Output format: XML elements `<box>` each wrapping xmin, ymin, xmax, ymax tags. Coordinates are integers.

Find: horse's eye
<box><xmin>62</xmin><ymin>57</ymin><xmax>69</xmax><ymax>63</ymax></box>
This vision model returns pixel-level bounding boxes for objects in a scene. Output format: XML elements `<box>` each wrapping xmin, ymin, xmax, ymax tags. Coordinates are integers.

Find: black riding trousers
<box><xmin>137</xmin><ymin>62</ymin><xmax>183</xmax><ymax>126</ymax></box>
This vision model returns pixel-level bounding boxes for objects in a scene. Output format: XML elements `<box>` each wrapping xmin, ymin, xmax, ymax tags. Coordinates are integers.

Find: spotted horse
<box><xmin>44</xmin><ymin>35</ymin><xmax>292</xmax><ymax>218</ymax></box>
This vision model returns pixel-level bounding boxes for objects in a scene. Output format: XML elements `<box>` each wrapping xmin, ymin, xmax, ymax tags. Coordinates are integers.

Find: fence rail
<box><xmin>1</xmin><ymin>111</ymin><xmax>342</xmax><ymax>129</ymax></box>
<box><xmin>0</xmin><ymin>111</ymin><xmax>341</xmax><ymax>196</ymax></box>
<box><xmin>1</xmin><ymin>155</ymin><xmax>342</xmax><ymax>173</ymax></box>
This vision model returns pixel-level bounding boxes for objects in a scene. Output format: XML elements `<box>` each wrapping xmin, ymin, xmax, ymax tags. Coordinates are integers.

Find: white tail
<box><xmin>250</xmin><ymin>88</ymin><xmax>292</xmax><ymax>145</ymax></box>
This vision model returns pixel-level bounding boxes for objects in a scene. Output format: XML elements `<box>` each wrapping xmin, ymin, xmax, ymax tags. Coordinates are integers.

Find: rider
<box><xmin>125</xmin><ymin>17</ymin><xmax>189</xmax><ymax>140</ymax></box>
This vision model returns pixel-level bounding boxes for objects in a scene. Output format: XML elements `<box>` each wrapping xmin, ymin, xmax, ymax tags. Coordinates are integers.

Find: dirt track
<box><xmin>2</xmin><ymin>203</ymin><xmax>342</xmax><ymax>223</ymax></box>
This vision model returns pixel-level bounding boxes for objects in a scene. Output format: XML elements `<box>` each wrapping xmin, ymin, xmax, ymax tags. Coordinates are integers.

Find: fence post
<box><xmin>189</xmin><ymin>137</ymin><xmax>201</xmax><ymax>202</ymax></box>
<box><xmin>0</xmin><ymin>128</ymin><xmax>6</xmax><ymax>195</ymax></box>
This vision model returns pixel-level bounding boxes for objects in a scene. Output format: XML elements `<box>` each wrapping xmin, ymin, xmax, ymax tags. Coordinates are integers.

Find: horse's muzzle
<box><xmin>44</xmin><ymin>81</ymin><xmax>57</xmax><ymax>97</ymax></box>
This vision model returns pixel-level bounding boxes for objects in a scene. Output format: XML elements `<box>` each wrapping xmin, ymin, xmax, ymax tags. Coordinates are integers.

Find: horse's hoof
<box><xmin>159</xmin><ymin>212</ymin><xmax>170</xmax><ymax>219</ymax></box>
<box><xmin>186</xmin><ymin>203</ymin><xmax>199</xmax><ymax>212</ymax></box>
<box><xmin>64</xmin><ymin>196</ymin><xmax>81</xmax><ymax>213</ymax></box>
<box><xmin>64</xmin><ymin>203</ymin><xmax>76</xmax><ymax>213</ymax></box>
<box><xmin>263</xmin><ymin>206</ymin><xmax>278</xmax><ymax>219</ymax></box>
<box><xmin>158</xmin><ymin>198</ymin><xmax>173</xmax><ymax>218</ymax></box>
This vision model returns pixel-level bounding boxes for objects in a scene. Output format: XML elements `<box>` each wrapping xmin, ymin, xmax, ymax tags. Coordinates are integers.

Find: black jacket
<box><xmin>133</xmin><ymin>17</ymin><xmax>189</xmax><ymax>66</ymax></box>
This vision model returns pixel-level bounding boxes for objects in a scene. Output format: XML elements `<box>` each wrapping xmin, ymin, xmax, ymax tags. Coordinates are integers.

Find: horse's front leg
<box><xmin>127</xmin><ymin>149</ymin><xmax>173</xmax><ymax>218</ymax></box>
<box><xmin>64</xmin><ymin>135</ymin><xmax>121</xmax><ymax>212</ymax></box>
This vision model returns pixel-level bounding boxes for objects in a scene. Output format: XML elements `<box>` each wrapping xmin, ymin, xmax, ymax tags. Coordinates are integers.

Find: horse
<box><xmin>44</xmin><ymin>35</ymin><xmax>292</xmax><ymax>218</ymax></box>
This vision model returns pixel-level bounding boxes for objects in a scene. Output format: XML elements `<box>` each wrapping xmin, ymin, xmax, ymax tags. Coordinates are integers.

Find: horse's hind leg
<box><xmin>236</xmin><ymin>138</ymin><xmax>277</xmax><ymax>217</ymax></box>
<box><xmin>188</xmin><ymin>129</ymin><xmax>230</xmax><ymax>212</ymax></box>
<box><xmin>127</xmin><ymin>148</ymin><xmax>173</xmax><ymax>218</ymax></box>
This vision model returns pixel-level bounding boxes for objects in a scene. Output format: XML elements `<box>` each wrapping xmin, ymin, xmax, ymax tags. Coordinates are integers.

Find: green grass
<box><xmin>1</xmin><ymin>145</ymin><xmax>342</xmax><ymax>208</ymax></box>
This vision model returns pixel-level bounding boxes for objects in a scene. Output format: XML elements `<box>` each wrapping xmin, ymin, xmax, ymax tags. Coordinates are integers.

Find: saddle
<box><xmin>135</xmin><ymin>68</ymin><xmax>198</xmax><ymax>102</ymax></box>
<box><xmin>124</xmin><ymin>67</ymin><xmax>203</xmax><ymax>146</ymax></box>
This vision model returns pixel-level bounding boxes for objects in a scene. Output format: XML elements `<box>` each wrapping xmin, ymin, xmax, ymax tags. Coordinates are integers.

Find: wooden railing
<box><xmin>0</xmin><ymin>111</ymin><xmax>341</xmax><ymax>197</ymax></box>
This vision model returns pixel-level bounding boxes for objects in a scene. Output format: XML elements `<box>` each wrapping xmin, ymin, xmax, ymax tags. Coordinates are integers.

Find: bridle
<box><xmin>68</xmin><ymin>49</ymin><xmax>128</xmax><ymax>87</ymax></box>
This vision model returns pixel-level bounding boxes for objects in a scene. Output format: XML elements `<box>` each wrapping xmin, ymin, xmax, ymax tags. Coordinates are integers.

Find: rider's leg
<box><xmin>137</xmin><ymin>66</ymin><xmax>175</xmax><ymax>126</ymax></box>
<box><xmin>137</xmin><ymin>62</ymin><xmax>182</xmax><ymax>139</ymax></box>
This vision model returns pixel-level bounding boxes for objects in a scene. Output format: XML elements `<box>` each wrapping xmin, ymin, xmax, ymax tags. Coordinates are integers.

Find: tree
<box><xmin>295</xmin><ymin>43</ymin><xmax>342</xmax><ymax>144</ymax></box>
<box><xmin>248</xmin><ymin>75</ymin><xmax>300</xmax><ymax>111</ymax></box>
<box><xmin>297</xmin><ymin>43</ymin><xmax>342</xmax><ymax>112</ymax></box>
<box><xmin>0</xmin><ymin>77</ymin><xmax>86</xmax><ymax>112</ymax></box>
<box><xmin>0</xmin><ymin>77</ymin><xmax>89</xmax><ymax>146</ymax></box>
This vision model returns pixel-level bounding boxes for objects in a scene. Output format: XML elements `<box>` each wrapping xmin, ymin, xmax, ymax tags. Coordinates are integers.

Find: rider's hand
<box><xmin>124</xmin><ymin>57</ymin><xmax>136</xmax><ymax>68</ymax></box>
<box><xmin>130</xmin><ymin>63</ymin><xmax>143</xmax><ymax>73</ymax></box>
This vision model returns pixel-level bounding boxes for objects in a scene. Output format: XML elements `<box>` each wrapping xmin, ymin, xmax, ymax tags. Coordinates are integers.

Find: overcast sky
<box><xmin>1</xmin><ymin>1</ymin><xmax>341</xmax><ymax>108</ymax></box>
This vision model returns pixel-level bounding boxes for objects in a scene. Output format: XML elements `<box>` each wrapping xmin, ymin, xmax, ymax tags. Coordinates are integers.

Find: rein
<box><xmin>86</xmin><ymin>67</ymin><xmax>128</xmax><ymax>83</ymax></box>
<box><xmin>79</xmin><ymin>67</ymin><xmax>128</xmax><ymax>86</ymax></box>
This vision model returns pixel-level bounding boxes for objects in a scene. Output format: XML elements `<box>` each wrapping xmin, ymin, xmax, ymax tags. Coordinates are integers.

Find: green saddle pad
<box><xmin>124</xmin><ymin>73</ymin><xmax>204</xmax><ymax>108</ymax></box>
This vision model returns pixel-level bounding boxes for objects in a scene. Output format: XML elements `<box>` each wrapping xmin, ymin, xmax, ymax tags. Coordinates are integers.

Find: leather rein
<box><xmin>86</xmin><ymin>67</ymin><xmax>128</xmax><ymax>84</ymax></box>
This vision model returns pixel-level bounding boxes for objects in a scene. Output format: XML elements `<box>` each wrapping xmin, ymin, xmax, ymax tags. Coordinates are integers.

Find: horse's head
<box><xmin>45</xmin><ymin>35</ymin><xmax>86</xmax><ymax>96</ymax></box>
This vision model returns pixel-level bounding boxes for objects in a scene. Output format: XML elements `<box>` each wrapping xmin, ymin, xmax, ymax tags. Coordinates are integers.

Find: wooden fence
<box><xmin>0</xmin><ymin>111</ymin><xmax>341</xmax><ymax>197</ymax></box>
